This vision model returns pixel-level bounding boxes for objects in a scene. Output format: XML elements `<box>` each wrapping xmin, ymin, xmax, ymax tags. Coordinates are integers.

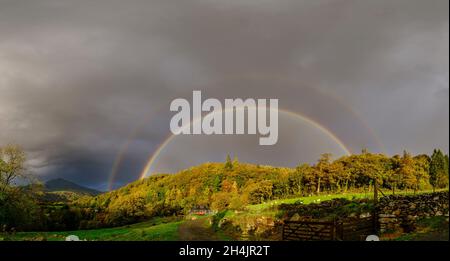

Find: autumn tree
<box><xmin>314</xmin><ymin>153</ymin><xmax>332</xmax><ymax>194</ymax></box>
<box><xmin>328</xmin><ymin>160</ymin><xmax>347</xmax><ymax>192</ymax></box>
<box><xmin>243</xmin><ymin>180</ymin><xmax>273</xmax><ymax>204</ymax></box>
<box><xmin>397</xmin><ymin>151</ymin><xmax>417</xmax><ymax>193</ymax></box>
<box><xmin>413</xmin><ymin>154</ymin><xmax>430</xmax><ymax>191</ymax></box>
<box><xmin>385</xmin><ymin>155</ymin><xmax>401</xmax><ymax>194</ymax></box>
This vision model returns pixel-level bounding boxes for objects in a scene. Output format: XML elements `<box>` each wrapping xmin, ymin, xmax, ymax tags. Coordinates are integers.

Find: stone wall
<box><xmin>215</xmin><ymin>213</ymin><xmax>283</xmax><ymax>240</ymax></box>
<box><xmin>377</xmin><ymin>191</ymin><xmax>449</xmax><ymax>233</ymax></box>
<box><xmin>280</xmin><ymin>198</ymin><xmax>374</xmax><ymax>221</ymax></box>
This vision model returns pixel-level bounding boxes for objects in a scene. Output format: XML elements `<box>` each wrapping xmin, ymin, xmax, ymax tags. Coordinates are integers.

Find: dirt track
<box><xmin>178</xmin><ymin>217</ymin><xmax>220</xmax><ymax>241</ymax></box>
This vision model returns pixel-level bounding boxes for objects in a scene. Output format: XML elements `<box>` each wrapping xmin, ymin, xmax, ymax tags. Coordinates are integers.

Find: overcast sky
<box><xmin>0</xmin><ymin>0</ymin><xmax>448</xmax><ymax>191</ymax></box>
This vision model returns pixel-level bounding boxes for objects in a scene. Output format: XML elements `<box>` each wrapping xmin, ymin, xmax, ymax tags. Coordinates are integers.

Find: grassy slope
<box><xmin>245</xmin><ymin>188</ymin><xmax>445</xmax><ymax>216</ymax></box>
<box><xmin>383</xmin><ymin>216</ymin><xmax>449</xmax><ymax>241</ymax></box>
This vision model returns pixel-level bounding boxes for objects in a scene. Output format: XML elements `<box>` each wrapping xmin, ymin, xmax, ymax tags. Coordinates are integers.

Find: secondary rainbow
<box><xmin>107</xmin><ymin>75</ymin><xmax>385</xmax><ymax>190</ymax></box>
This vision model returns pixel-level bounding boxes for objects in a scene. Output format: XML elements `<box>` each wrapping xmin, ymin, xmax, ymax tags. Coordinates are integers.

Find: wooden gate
<box><xmin>283</xmin><ymin>216</ymin><xmax>376</xmax><ymax>241</ymax></box>
<box><xmin>282</xmin><ymin>220</ymin><xmax>336</xmax><ymax>241</ymax></box>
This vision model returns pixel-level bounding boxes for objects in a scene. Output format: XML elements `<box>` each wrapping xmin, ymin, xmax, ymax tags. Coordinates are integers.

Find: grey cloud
<box><xmin>0</xmin><ymin>0</ymin><xmax>447</xmax><ymax>190</ymax></box>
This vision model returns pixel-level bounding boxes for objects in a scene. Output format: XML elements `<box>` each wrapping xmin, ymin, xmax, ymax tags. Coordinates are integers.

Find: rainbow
<box><xmin>107</xmin><ymin>76</ymin><xmax>385</xmax><ymax>190</ymax></box>
<box><xmin>138</xmin><ymin>107</ymin><xmax>352</xmax><ymax>180</ymax></box>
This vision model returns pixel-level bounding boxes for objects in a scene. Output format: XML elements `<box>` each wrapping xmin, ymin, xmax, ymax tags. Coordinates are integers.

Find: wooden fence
<box><xmin>283</xmin><ymin>216</ymin><xmax>376</xmax><ymax>241</ymax></box>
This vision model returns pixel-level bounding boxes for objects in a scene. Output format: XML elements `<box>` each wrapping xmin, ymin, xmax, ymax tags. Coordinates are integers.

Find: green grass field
<box><xmin>3</xmin><ymin>217</ymin><xmax>183</xmax><ymax>241</ymax></box>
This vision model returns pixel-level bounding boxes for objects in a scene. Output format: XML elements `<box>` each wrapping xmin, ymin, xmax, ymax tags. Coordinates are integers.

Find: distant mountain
<box><xmin>44</xmin><ymin>178</ymin><xmax>102</xmax><ymax>196</ymax></box>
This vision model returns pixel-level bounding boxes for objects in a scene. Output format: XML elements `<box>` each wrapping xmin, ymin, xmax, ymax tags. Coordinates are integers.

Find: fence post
<box><xmin>373</xmin><ymin>179</ymin><xmax>378</xmax><ymax>203</ymax></box>
<box><xmin>332</xmin><ymin>219</ymin><xmax>336</xmax><ymax>240</ymax></box>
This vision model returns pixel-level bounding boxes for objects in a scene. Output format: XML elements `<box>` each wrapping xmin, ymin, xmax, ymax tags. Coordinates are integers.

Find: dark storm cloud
<box><xmin>0</xmin><ymin>0</ymin><xmax>448</xmax><ymax>190</ymax></box>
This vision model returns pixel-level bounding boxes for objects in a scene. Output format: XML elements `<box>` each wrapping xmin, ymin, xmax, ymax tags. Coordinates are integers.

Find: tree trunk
<box><xmin>374</xmin><ymin>180</ymin><xmax>378</xmax><ymax>203</ymax></box>
<box><xmin>317</xmin><ymin>177</ymin><xmax>321</xmax><ymax>194</ymax></box>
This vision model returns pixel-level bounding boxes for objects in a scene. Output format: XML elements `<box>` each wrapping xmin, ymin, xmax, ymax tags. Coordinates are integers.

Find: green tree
<box><xmin>0</xmin><ymin>145</ymin><xmax>40</xmax><ymax>229</ymax></box>
<box><xmin>0</xmin><ymin>145</ymin><xmax>26</xmax><ymax>191</ymax></box>
<box><xmin>443</xmin><ymin>154</ymin><xmax>449</xmax><ymax>188</ymax></box>
<box><xmin>225</xmin><ymin>154</ymin><xmax>233</xmax><ymax>171</ymax></box>
<box><xmin>429</xmin><ymin>149</ymin><xmax>448</xmax><ymax>191</ymax></box>
<box><xmin>212</xmin><ymin>174</ymin><xmax>222</xmax><ymax>192</ymax></box>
